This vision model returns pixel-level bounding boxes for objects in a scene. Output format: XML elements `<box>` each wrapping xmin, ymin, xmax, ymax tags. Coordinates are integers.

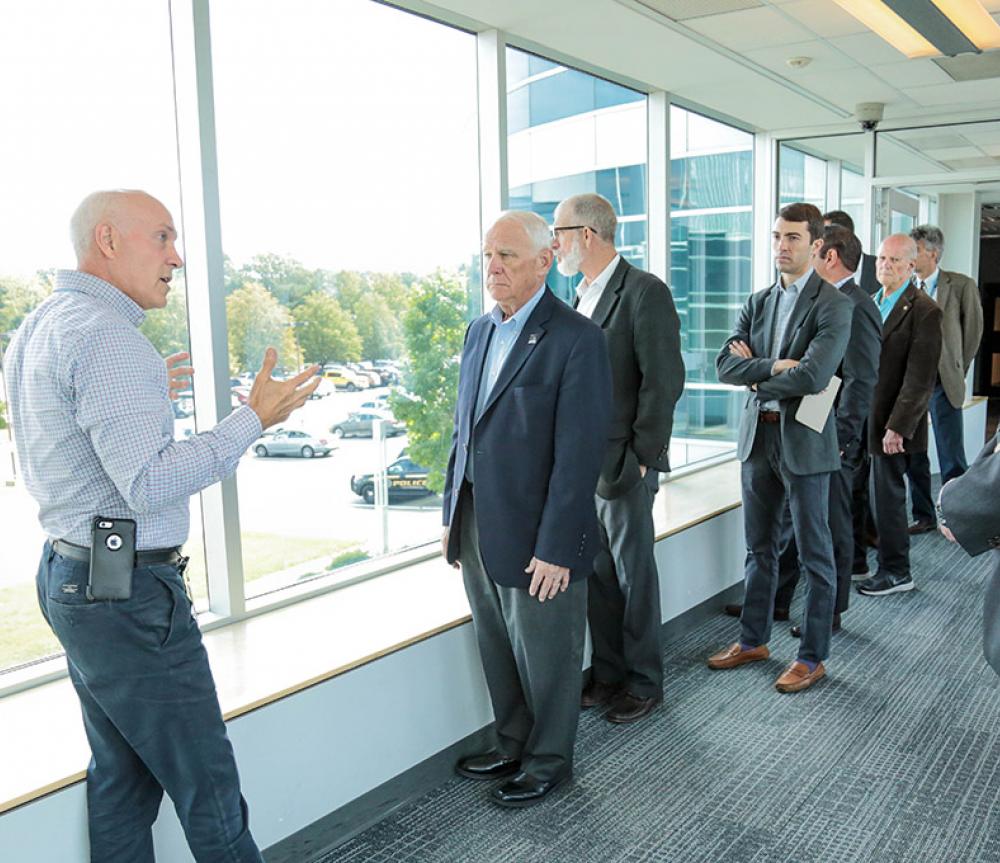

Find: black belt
<box><xmin>758</xmin><ymin>410</ymin><xmax>781</xmax><ymax>424</ymax></box>
<box><xmin>52</xmin><ymin>539</ymin><xmax>183</xmax><ymax>566</ymax></box>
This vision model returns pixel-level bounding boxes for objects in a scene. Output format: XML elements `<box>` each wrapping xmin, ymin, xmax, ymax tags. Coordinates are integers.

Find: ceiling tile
<box><xmin>922</xmin><ymin>146</ymin><xmax>985</xmax><ymax>160</ymax></box>
<box><xmin>900</xmin><ymin>77</ymin><xmax>1000</xmax><ymax>106</ymax></box>
<box><xmin>792</xmin><ymin>66</ymin><xmax>904</xmax><ymax>111</ymax></box>
<box><xmin>740</xmin><ymin>38</ymin><xmax>858</xmax><ymax>75</ymax></box>
<box><xmin>685</xmin><ymin>6</ymin><xmax>814</xmax><ymax>50</ymax></box>
<box><xmin>829</xmin><ymin>31</ymin><xmax>914</xmax><ymax>65</ymax></box>
<box><xmin>943</xmin><ymin>156</ymin><xmax>1000</xmax><ymax>169</ymax></box>
<box><xmin>982</xmin><ymin>143</ymin><xmax>1000</xmax><ymax>157</ymax></box>
<box><xmin>636</xmin><ymin>0</ymin><xmax>763</xmax><ymax>19</ymax></box>
<box><xmin>867</xmin><ymin>59</ymin><xmax>953</xmax><ymax>89</ymax></box>
<box><xmin>774</xmin><ymin>0</ymin><xmax>869</xmax><ymax>38</ymax></box>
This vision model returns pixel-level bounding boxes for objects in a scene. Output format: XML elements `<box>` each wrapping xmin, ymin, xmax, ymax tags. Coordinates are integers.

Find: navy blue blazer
<box><xmin>442</xmin><ymin>287</ymin><xmax>612</xmax><ymax>588</ymax></box>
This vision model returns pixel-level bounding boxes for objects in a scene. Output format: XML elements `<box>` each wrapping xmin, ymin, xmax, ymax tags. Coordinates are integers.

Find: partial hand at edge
<box><xmin>247</xmin><ymin>348</ymin><xmax>321</xmax><ymax>429</ymax></box>
<box><xmin>939</xmin><ymin>524</ymin><xmax>957</xmax><ymax>543</ymax></box>
<box><xmin>442</xmin><ymin>528</ymin><xmax>459</xmax><ymax>569</ymax></box>
<box><xmin>525</xmin><ymin>557</ymin><xmax>570</xmax><ymax>603</ymax></box>
<box><xmin>882</xmin><ymin>428</ymin><xmax>905</xmax><ymax>456</ymax></box>
<box><xmin>165</xmin><ymin>352</ymin><xmax>193</xmax><ymax>401</ymax></box>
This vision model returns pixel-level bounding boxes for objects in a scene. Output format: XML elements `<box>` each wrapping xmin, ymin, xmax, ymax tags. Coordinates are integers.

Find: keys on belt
<box><xmin>758</xmin><ymin>410</ymin><xmax>781</xmax><ymax>424</ymax></box>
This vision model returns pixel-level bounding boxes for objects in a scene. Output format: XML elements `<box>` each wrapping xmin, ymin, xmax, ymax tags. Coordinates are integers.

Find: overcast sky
<box><xmin>0</xmin><ymin>0</ymin><xmax>481</xmax><ymax>280</ymax></box>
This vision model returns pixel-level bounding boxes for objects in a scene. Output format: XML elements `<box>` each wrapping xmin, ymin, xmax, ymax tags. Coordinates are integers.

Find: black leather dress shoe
<box><xmin>581</xmin><ymin>678</ymin><xmax>622</xmax><ymax>709</ymax></box>
<box><xmin>908</xmin><ymin>520</ymin><xmax>937</xmax><ymax>535</ymax></box>
<box><xmin>491</xmin><ymin>771</ymin><xmax>568</xmax><ymax>808</ymax></box>
<box><xmin>606</xmin><ymin>692</ymin><xmax>661</xmax><ymax>724</ymax></box>
<box><xmin>790</xmin><ymin>614</ymin><xmax>841</xmax><ymax>638</ymax></box>
<box><xmin>456</xmin><ymin>751</ymin><xmax>521</xmax><ymax>781</ymax></box>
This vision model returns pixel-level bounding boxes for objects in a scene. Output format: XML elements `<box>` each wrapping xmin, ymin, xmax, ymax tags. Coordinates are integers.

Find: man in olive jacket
<box><xmin>857</xmin><ymin>234</ymin><xmax>942</xmax><ymax>597</ymax></box>
<box><xmin>552</xmin><ymin>193</ymin><xmax>683</xmax><ymax>724</ymax></box>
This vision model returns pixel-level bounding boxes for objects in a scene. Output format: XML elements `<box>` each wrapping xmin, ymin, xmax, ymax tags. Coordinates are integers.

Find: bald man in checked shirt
<box><xmin>4</xmin><ymin>190</ymin><xmax>318</xmax><ymax>863</ymax></box>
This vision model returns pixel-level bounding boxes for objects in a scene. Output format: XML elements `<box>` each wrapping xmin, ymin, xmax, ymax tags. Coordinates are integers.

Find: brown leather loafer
<box><xmin>606</xmin><ymin>692</ymin><xmax>661</xmax><ymax>724</ymax></box>
<box><xmin>774</xmin><ymin>661</ymin><xmax>825</xmax><ymax>693</ymax></box>
<box><xmin>908</xmin><ymin>520</ymin><xmax>936</xmax><ymax>535</ymax></box>
<box><xmin>580</xmin><ymin>678</ymin><xmax>622</xmax><ymax>709</ymax></box>
<box><xmin>707</xmin><ymin>642</ymin><xmax>769</xmax><ymax>670</ymax></box>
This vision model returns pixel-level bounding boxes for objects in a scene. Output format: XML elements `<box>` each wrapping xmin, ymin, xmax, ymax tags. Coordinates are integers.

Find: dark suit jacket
<box><xmin>717</xmin><ymin>270</ymin><xmax>852</xmax><ymax>476</ymax></box>
<box><xmin>834</xmin><ymin>279</ymin><xmax>881</xmax><ymax>468</ymax></box>
<box><xmin>940</xmin><ymin>430</ymin><xmax>1000</xmax><ymax>674</ymax></box>
<box><xmin>868</xmin><ymin>283</ymin><xmax>942</xmax><ymax>456</ymax></box>
<box><xmin>933</xmin><ymin>270</ymin><xmax>983</xmax><ymax>409</ymax></box>
<box><xmin>576</xmin><ymin>258</ymin><xmax>684</xmax><ymax>499</ymax></box>
<box><xmin>858</xmin><ymin>253</ymin><xmax>878</xmax><ymax>296</ymax></box>
<box><xmin>442</xmin><ymin>287</ymin><xmax>612</xmax><ymax>587</ymax></box>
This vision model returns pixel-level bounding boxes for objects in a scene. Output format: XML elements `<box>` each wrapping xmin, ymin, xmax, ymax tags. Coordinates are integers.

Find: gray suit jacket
<box><xmin>578</xmin><ymin>258</ymin><xmax>684</xmax><ymax>499</ymax></box>
<box><xmin>932</xmin><ymin>270</ymin><xmax>983</xmax><ymax>409</ymax></box>
<box><xmin>716</xmin><ymin>271</ymin><xmax>852</xmax><ymax>476</ymax></box>
<box><xmin>940</xmin><ymin>430</ymin><xmax>1000</xmax><ymax>675</ymax></box>
<box><xmin>834</xmin><ymin>279</ymin><xmax>881</xmax><ymax>468</ymax></box>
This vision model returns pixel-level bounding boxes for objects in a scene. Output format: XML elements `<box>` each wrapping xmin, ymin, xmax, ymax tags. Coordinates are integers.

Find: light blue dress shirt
<box><xmin>918</xmin><ymin>268</ymin><xmax>939</xmax><ymax>299</ymax></box>
<box><xmin>762</xmin><ymin>268</ymin><xmax>811</xmax><ymax>411</ymax></box>
<box><xmin>874</xmin><ymin>284</ymin><xmax>907</xmax><ymax>323</ymax></box>
<box><xmin>4</xmin><ymin>270</ymin><xmax>262</xmax><ymax>549</ymax></box>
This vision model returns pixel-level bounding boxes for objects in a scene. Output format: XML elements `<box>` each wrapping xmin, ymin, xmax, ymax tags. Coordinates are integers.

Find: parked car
<box><xmin>323</xmin><ymin>365</ymin><xmax>369</xmax><ymax>391</ymax></box>
<box><xmin>253</xmin><ymin>430</ymin><xmax>336</xmax><ymax>458</ymax></box>
<box><xmin>347</xmin><ymin>363</ymin><xmax>381</xmax><ymax>388</ymax></box>
<box><xmin>330</xmin><ymin>409</ymin><xmax>405</xmax><ymax>438</ymax></box>
<box><xmin>360</xmin><ymin>393</ymin><xmax>390</xmax><ymax>410</ymax></box>
<box><xmin>350</xmin><ymin>456</ymin><xmax>431</xmax><ymax>505</ymax></box>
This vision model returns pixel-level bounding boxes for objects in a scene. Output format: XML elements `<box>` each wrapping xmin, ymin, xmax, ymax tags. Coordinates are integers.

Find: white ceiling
<box><xmin>420</xmin><ymin>0</ymin><xmax>1000</xmax><ymax>142</ymax></box>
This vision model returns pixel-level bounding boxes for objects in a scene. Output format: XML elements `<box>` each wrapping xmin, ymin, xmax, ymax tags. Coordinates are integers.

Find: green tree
<box><xmin>293</xmin><ymin>292</ymin><xmax>362</xmax><ymax>364</ymax></box>
<box><xmin>0</xmin><ymin>275</ymin><xmax>51</xmax><ymax>335</ymax></box>
<box><xmin>141</xmin><ymin>275</ymin><xmax>190</xmax><ymax>357</ymax></box>
<box><xmin>226</xmin><ymin>282</ymin><xmax>300</xmax><ymax>374</ymax></box>
<box><xmin>353</xmin><ymin>292</ymin><xmax>403</xmax><ymax>360</ymax></box>
<box><xmin>389</xmin><ymin>271</ymin><xmax>467</xmax><ymax>493</ymax></box>
<box><xmin>239</xmin><ymin>253</ymin><xmax>322</xmax><ymax>309</ymax></box>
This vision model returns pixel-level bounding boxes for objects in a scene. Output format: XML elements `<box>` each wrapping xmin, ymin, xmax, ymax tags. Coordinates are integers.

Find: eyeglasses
<box><xmin>550</xmin><ymin>225</ymin><xmax>594</xmax><ymax>237</ymax></box>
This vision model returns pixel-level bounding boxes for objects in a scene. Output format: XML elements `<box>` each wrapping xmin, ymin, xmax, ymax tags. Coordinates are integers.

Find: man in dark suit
<box><xmin>857</xmin><ymin>234</ymin><xmax>942</xmax><ymax>597</ymax></box>
<box><xmin>443</xmin><ymin>210</ymin><xmax>612</xmax><ymax>807</ymax></box>
<box><xmin>939</xmin><ymin>430</ymin><xmax>1000</xmax><ymax>675</ymax></box>
<box><xmin>824</xmin><ymin>210</ymin><xmax>878</xmax><ymax>295</ymax></box>
<box><xmin>551</xmin><ymin>193</ymin><xmax>683</xmax><ymax>724</ymax></box>
<box><xmin>707</xmin><ymin>203</ymin><xmax>851</xmax><ymax>693</ymax></box>
<box><xmin>766</xmin><ymin>227</ymin><xmax>881</xmax><ymax>635</ymax></box>
<box><xmin>904</xmin><ymin>225</ymin><xmax>984</xmax><ymax>533</ymax></box>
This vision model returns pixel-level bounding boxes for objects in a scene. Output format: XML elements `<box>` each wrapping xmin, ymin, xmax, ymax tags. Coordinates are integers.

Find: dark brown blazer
<box><xmin>869</xmin><ymin>282</ymin><xmax>942</xmax><ymax>456</ymax></box>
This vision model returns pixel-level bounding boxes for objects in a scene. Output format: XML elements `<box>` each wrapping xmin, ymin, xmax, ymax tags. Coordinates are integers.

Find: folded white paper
<box><xmin>795</xmin><ymin>374</ymin><xmax>841</xmax><ymax>433</ymax></box>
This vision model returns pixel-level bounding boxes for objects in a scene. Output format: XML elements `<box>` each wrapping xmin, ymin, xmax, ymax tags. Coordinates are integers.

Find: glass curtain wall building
<box><xmin>778</xmin><ymin>144</ymin><xmax>827</xmax><ymax>211</ymax></box>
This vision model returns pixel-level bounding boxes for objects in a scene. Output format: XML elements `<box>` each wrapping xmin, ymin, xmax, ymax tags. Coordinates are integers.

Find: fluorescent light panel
<box><xmin>831</xmin><ymin>0</ymin><xmax>939</xmax><ymax>57</ymax></box>
<box><xmin>930</xmin><ymin>0</ymin><xmax>1000</xmax><ymax>49</ymax></box>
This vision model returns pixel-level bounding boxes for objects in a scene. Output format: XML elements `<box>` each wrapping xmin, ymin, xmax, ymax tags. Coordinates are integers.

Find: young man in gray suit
<box><xmin>551</xmin><ymin>193</ymin><xmax>684</xmax><ymax>724</ymax></box>
<box><xmin>707</xmin><ymin>203</ymin><xmax>851</xmax><ymax>693</ymax></box>
<box><xmin>939</xmin><ymin>430</ymin><xmax>1000</xmax><ymax>675</ymax></box>
<box><xmin>904</xmin><ymin>225</ymin><xmax>984</xmax><ymax>534</ymax></box>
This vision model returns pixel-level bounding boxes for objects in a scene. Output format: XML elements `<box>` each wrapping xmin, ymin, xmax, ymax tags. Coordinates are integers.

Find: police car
<box><xmin>350</xmin><ymin>456</ymin><xmax>431</xmax><ymax>505</ymax></box>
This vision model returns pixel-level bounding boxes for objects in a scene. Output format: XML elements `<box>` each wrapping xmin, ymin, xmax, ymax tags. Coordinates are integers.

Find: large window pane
<box><xmin>0</xmin><ymin>0</ymin><xmax>206</xmax><ymax>674</ymax></box>
<box><xmin>841</xmin><ymin>167</ymin><xmax>865</xmax><ymax>234</ymax></box>
<box><xmin>779</xmin><ymin>144</ymin><xmax>827</xmax><ymax>210</ymax></box>
<box><xmin>506</xmin><ymin>47</ymin><xmax>647</xmax><ymax>304</ymax></box>
<box><xmin>670</xmin><ymin>107</ymin><xmax>753</xmax><ymax>467</ymax></box>
<box><xmin>211</xmin><ymin>0</ymin><xmax>480</xmax><ymax>600</ymax></box>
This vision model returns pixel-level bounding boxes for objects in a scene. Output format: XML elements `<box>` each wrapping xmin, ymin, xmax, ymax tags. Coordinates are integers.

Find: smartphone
<box><xmin>87</xmin><ymin>517</ymin><xmax>137</xmax><ymax>600</ymax></box>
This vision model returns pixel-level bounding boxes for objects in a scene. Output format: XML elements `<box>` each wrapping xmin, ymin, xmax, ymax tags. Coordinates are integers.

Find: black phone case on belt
<box><xmin>87</xmin><ymin>516</ymin><xmax>137</xmax><ymax>600</ymax></box>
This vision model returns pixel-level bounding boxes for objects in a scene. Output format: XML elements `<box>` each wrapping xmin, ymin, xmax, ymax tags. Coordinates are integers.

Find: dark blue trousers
<box><xmin>36</xmin><ymin>543</ymin><xmax>262</xmax><ymax>863</ymax></box>
<box><xmin>739</xmin><ymin>424</ymin><xmax>836</xmax><ymax>664</ymax></box>
<box><xmin>906</xmin><ymin>383</ymin><xmax>968</xmax><ymax>523</ymax></box>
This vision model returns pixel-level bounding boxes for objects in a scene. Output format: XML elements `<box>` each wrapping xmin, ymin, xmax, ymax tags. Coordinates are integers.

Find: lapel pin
<box><xmin>527</xmin><ymin>332</ymin><xmax>540</xmax><ymax>345</ymax></box>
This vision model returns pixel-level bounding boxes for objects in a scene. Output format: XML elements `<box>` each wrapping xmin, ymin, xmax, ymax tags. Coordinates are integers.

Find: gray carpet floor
<box><xmin>323</xmin><ymin>530</ymin><xmax>1000</xmax><ymax>863</ymax></box>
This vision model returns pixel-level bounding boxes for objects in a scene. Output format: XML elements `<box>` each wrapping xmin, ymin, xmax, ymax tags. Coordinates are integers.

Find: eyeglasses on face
<box><xmin>549</xmin><ymin>225</ymin><xmax>594</xmax><ymax>237</ymax></box>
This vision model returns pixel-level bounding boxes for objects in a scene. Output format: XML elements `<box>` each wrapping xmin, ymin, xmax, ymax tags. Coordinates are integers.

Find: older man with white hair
<box><xmin>443</xmin><ymin>210</ymin><xmax>612</xmax><ymax>807</ymax></box>
<box><xmin>5</xmin><ymin>189</ymin><xmax>318</xmax><ymax>861</ymax></box>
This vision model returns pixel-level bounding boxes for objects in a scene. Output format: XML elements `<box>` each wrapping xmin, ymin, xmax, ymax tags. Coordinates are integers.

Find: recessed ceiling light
<box><xmin>786</xmin><ymin>56</ymin><xmax>813</xmax><ymax>68</ymax></box>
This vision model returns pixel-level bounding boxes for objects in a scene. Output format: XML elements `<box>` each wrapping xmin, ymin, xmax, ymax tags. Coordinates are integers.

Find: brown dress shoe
<box><xmin>908</xmin><ymin>520</ymin><xmax>936</xmax><ymax>535</ymax></box>
<box><xmin>774</xmin><ymin>661</ymin><xmax>825</xmax><ymax>692</ymax></box>
<box><xmin>580</xmin><ymin>679</ymin><xmax>622</xmax><ymax>709</ymax></box>
<box><xmin>606</xmin><ymin>692</ymin><xmax>661</xmax><ymax>724</ymax></box>
<box><xmin>707</xmin><ymin>642</ymin><xmax>769</xmax><ymax>669</ymax></box>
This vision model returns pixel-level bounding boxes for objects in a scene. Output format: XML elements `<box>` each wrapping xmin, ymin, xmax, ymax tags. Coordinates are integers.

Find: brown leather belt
<box><xmin>758</xmin><ymin>410</ymin><xmax>781</xmax><ymax>424</ymax></box>
<box><xmin>52</xmin><ymin>538</ymin><xmax>183</xmax><ymax>566</ymax></box>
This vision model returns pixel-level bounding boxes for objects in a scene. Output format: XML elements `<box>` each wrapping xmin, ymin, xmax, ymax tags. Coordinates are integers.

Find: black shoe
<box><xmin>456</xmin><ymin>751</ymin><xmax>521</xmax><ymax>781</ymax></box>
<box><xmin>790</xmin><ymin>614</ymin><xmax>840</xmax><ymax>638</ymax></box>
<box><xmin>857</xmin><ymin>572</ymin><xmax>915</xmax><ymax>596</ymax></box>
<box><xmin>580</xmin><ymin>678</ymin><xmax>622</xmax><ymax>709</ymax></box>
<box><xmin>724</xmin><ymin>603</ymin><xmax>788</xmax><ymax>621</ymax></box>
<box><xmin>908</xmin><ymin>520</ymin><xmax>937</xmax><ymax>535</ymax></box>
<box><xmin>491</xmin><ymin>771</ymin><xmax>568</xmax><ymax>808</ymax></box>
<box><xmin>606</xmin><ymin>691</ymin><xmax>661</xmax><ymax>724</ymax></box>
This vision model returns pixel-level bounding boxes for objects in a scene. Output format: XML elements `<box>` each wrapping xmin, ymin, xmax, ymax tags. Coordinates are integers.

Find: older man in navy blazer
<box><xmin>443</xmin><ymin>210</ymin><xmax>612</xmax><ymax>808</ymax></box>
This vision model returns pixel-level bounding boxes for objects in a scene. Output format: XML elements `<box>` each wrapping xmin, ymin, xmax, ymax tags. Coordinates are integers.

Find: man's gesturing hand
<box><xmin>165</xmin><ymin>352</ymin><xmax>193</xmax><ymax>400</ymax></box>
<box><xmin>248</xmin><ymin>348</ymin><xmax>321</xmax><ymax>429</ymax></box>
<box><xmin>882</xmin><ymin>429</ymin><xmax>905</xmax><ymax>456</ymax></box>
<box><xmin>525</xmin><ymin>557</ymin><xmax>570</xmax><ymax>602</ymax></box>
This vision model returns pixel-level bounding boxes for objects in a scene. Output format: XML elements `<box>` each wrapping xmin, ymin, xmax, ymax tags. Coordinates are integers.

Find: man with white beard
<box><xmin>551</xmin><ymin>193</ymin><xmax>684</xmax><ymax>723</ymax></box>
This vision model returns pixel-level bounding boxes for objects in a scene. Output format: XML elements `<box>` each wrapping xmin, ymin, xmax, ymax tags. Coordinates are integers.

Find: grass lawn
<box><xmin>1</xmin><ymin>532</ymin><xmax>360</xmax><ymax>673</ymax></box>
